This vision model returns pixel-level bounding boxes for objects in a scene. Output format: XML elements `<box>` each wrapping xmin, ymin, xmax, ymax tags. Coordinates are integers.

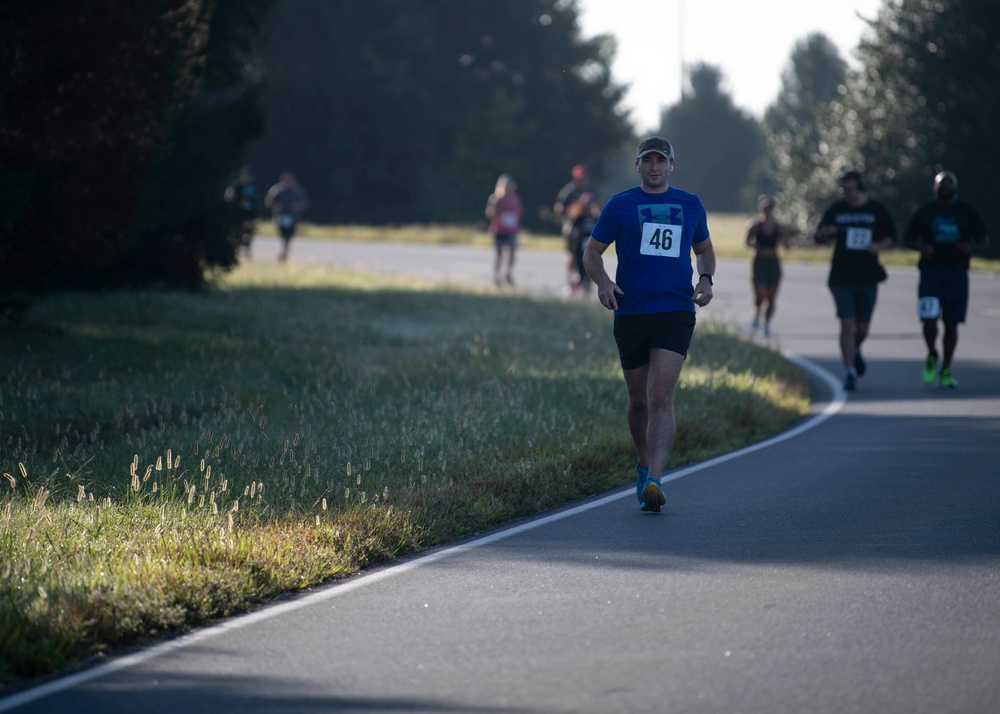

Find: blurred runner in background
<box><xmin>814</xmin><ymin>170</ymin><xmax>895</xmax><ymax>392</ymax></box>
<box><xmin>904</xmin><ymin>170</ymin><xmax>989</xmax><ymax>389</ymax></box>
<box><xmin>554</xmin><ymin>164</ymin><xmax>600</xmax><ymax>294</ymax></box>
<box><xmin>745</xmin><ymin>194</ymin><xmax>790</xmax><ymax>337</ymax></box>
<box><xmin>265</xmin><ymin>171</ymin><xmax>309</xmax><ymax>262</ymax></box>
<box><xmin>224</xmin><ymin>165</ymin><xmax>260</xmax><ymax>258</ymax></box>
<box><xmin>485</xmin><ymin>173</ymin><xmax>523</xmax><ymax>287</ymax></box>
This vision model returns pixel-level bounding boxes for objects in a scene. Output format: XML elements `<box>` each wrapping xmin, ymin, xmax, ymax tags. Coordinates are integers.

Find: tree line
<box><xmin>767</xmin><ymin>0</ymin><xmax>999</xmax><ymax>244</ymax></box>
<box><xmin>244</xmin><ymin>0</ymin><xmax>632</xmax><ymax>227</ymax></box>
<box><xmin>656</xmin><ymin>0</ymin><xmax>998</xmax><ymax>252</ymax></box>
<box><xmin>1</xmin><ymin>0</ymin><xmax>996</xmax><ymax>306</ymax></box>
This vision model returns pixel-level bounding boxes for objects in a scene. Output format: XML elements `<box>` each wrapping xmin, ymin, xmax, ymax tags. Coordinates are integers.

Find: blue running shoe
<box><xmin>640</xmin><ymin>478</ymin><xmax>665</xmax><ymax>513</ymax></box>
<box><xmin>636</xmin><ymin>463</ymin><xmax>649</xmax><ymax>506</ymax></box>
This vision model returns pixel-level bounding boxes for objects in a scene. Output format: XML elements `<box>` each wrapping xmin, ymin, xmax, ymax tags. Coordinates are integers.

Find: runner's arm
<box><xmin>693</xmin><ymin>237</ymin><xmax>715</xmax><ymax>307</ymax></box>
<box><xmin>582</xmin><ymin>238</ymin><xmax>622</xmax><ymax>311</ymax></box>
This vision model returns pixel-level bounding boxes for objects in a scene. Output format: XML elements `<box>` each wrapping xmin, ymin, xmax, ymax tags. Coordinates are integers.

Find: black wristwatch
<box><xmin>699</xmin><ymin>273</ymin><xmax>714</xmax><ymax>286</ymax></box>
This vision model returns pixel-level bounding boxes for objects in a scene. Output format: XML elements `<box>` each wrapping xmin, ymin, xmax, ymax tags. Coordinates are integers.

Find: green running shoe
<box><xmin>939</xmin><ymin>367</ymin><xmax>958</xmax><ymax>389</ymax></box>
<box><xmin>922</xmin><ymin>354</ymin><xmax>938</xmax><ymax>385</ymax></box>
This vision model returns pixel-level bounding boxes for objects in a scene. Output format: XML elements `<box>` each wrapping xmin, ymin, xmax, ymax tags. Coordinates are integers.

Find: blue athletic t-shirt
<box><xmin>591</xmin><ymin>185</ymin><xmax>710</xmax><ymax>316</ymax></box>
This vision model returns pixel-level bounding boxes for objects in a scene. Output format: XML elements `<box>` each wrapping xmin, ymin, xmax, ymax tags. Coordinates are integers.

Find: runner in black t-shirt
<box><xmin>745</xmin><ymin>194</ymin><xmax>791</xmax><ymax>337</ymax></box>
<box><xmin>814</xmin><ymin>171</ymin><xmax>896</xmax><ymax>392</ymax></box>
<box><xmin>903</xmin><ymin>170</ymin><xmax>990</xmax><ymax>389</ymax></box>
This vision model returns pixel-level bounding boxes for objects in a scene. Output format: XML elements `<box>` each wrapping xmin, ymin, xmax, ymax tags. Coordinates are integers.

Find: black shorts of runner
<box><xmin>830</xmin><ymin>285</ymin><xmax>877</xmax><ymax>323</ymax></box>
<box><xmin>919</xmin><ymin>267</ymin><xmax>968</xmax><ymax>323</ymax></box>
<box><xmin>613</xmin><ymin>311</ymin><xmax>696</xmax><ymax>370</ymax></box>
<box><xmin>276</xmin><ymin>214</ymin><xmax>297</xmax><ymax>241</ymax></box>
<box><xmin>493</xmin><ymin>233</ymin><xmax>518</xmax><ymax>248</ymax></box>
<box><xmin>752</xmin><ymin>255</ymin><xmax>781</xmax><ymax>286</ymax></box>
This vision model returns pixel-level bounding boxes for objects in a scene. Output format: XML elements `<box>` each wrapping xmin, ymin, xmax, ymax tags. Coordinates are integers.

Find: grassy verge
<box><xmin>0</xmin><ymin>262</ymin><xmax>809</xmax><ymax>688</ymax></box>
<box><xmin>278</xmin><ymin>216</ymin><xmax>1000</xmax><ymax>272</ymax></box>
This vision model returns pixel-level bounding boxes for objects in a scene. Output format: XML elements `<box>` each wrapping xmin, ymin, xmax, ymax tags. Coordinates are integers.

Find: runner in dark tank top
<box><xmin>745</xmin><ymin>195</ymin><xmax>790</xmax><ymax>337</ymax></box>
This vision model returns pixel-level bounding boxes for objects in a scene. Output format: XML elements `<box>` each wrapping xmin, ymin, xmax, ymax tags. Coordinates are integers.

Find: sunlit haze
<box><xmin>577</xmin><ymin>0</ymin><xmax>884</xmax><ymax>131</ymax></box>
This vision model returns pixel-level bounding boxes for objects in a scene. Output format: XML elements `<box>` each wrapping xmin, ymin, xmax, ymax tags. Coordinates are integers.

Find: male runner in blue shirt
<box><xmin>583</xmin><ymin>136</ymin><xmax>716</xmax><ymax>513</ymax></box>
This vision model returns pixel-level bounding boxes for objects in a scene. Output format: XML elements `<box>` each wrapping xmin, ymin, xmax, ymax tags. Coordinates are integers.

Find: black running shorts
<box><xmin>752</xmin><ymin>255</ymin><xmax>782</xmax><ymax>286</ymax></box>
<box><xmin>613</xmin><ymin>311</ymin><xmax>696</xmax><ymax>370</ymax></box>
<box><xmin>830</xmin><ymin>285</ymin><xmax>877</xmax><ymax>323</ymax></box>
<box><xmin>918</xmin><ymin>267</ymin><xmax>968</xmax><ymax>324</ymax></box>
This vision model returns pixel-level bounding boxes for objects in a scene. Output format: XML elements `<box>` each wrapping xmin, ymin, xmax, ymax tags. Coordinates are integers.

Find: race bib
<box><xmin>846</xmin><ymin>227</ymin><xmax>872</xmax><ymax>250</ymax></box>
<box><xmin>277</xmin><ymin>214</ymin><xmax>296</xmax><ymax>229</ymax></box>
<box><xmin>917</xmin><ymin>296</ymin><xmax>940</xmax><ymax>320</ymax></box>
<box><xmin>499</xmin><ymin>211</ymin><xmax>519</xmax><ymax>229</ymax></box>
<box><xmin>640</xmin><ymin>222</ymin><xmax>681</xmax><ymax>258</ymax></box>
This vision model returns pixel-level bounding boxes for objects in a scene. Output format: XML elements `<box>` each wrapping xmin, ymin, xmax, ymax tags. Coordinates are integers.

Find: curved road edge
<box><xmin>0</xmin><ymin>351</ymin><xmax>842</xmax><ymax>712</ymax></box>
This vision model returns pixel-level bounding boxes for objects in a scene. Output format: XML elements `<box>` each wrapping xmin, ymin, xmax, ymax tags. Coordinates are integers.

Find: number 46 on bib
<box><xmin>640</xmin><ymin>222</ymin><xmax>682</xmax><ymax>258</ymax></box>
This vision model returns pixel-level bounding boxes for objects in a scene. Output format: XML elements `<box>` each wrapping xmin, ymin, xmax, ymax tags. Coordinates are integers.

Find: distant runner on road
<box><xmin>745</xmin><ymin>194</ymin><xmax>790</xmax><ymax>337</ymax></box>
<box><xmin>224</xmin><ymin>165</ymin><xmax>260</xmax><ymax>258</ymax></box>
<box><xmin>904</xmin><ymin>170</ymin><xmax>990</xmax><ymax>389</ymax></box>
<box><xmin>814</xmin><ymin>170</ymin><xmax>895</xmax><ymax>392</ymax></box>
<box><xmin>484</xmin><ymin>173</ymin><xmax>523</xmax><ymax>287</ymax></box>
<box><xmin>265</xmin><ymin>171</ymin><xmax>309</xmax><ymax>262</ymax></box>
<box><xmin>554</xmin><ymin>164</ymin><xmax>601</xmax><ymax>295</ymax></box>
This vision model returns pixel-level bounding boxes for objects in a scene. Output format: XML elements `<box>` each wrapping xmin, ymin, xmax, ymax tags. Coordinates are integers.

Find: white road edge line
<box><xmin>0</xmin><ymin>351</ymin><xmax>843</xmax><ymax>712</ymax></box>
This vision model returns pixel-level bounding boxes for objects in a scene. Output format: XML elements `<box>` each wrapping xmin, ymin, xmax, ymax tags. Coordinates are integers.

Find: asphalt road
<box><xmin>4</xmin><ymin>238</ymin><xmax>999</xmax><ymax>713</ymax></box>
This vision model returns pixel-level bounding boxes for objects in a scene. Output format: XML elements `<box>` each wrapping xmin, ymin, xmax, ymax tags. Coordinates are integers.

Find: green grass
<box><xmin>272</xmin><ymin>215</ymin><xmax>1000</xmax><ymax>272</ymax></box>
<box><xmin>0</xmin><ymin>261</ymin><xmax>809</xmax><ymax>687</ymax></box>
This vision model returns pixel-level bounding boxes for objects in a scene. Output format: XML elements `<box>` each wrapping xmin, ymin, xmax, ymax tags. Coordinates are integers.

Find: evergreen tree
<box><xmin>762</xmin><ymin>33</ymin><xmax>849</xmax><ymax>236</ymax></box>
<box><xmin>131</xmin><ymin>0</ymin><xmax>273</xmax><ymax>287</ymax></box>
<box><xmin>1</xmin><ymin>1</ymin><xmax>207</xmax><ymax>294</ymax></box>
<box><xmin>0</xmin><ymin>0</ymin><xmax>272</xmax><ymax>302</ymax></box>
<box><xmin>247</xmin><ymin>0</ymin><xmax>632</xmax><ymax>226</ymax></box>
<box><xmin>657</xmin><ymin>63</ymin><xmax>763</xmax><ymax>212</ymax></box>
<box><xmin>820</xmin><ymin>0</ymin><xmax>999</xmax><ymax>253</ymax></box>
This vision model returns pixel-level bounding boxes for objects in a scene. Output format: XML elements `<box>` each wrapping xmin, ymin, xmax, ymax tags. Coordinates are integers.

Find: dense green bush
<box><xmin>0</xmin><ymin>0</ymin><xmax>272</xmax><ymax>301</ymax></box>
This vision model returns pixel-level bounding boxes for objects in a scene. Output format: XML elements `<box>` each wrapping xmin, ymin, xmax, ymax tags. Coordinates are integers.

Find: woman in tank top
<box><xmin>485</xmin><ymin>174</ymin><xmax>523</xmax><ymax>286</ymax></box>
<box><xmin>745</xmin><ymin>195</ymin><xmax>790</xmax><ymax>336</ymax></box>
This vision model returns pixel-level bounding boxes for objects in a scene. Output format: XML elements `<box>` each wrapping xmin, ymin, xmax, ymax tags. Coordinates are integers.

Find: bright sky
<box><xmin>577</xmin><ymin>0</ymin><xmax>885</xmax><ymax>131</ymax></box>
